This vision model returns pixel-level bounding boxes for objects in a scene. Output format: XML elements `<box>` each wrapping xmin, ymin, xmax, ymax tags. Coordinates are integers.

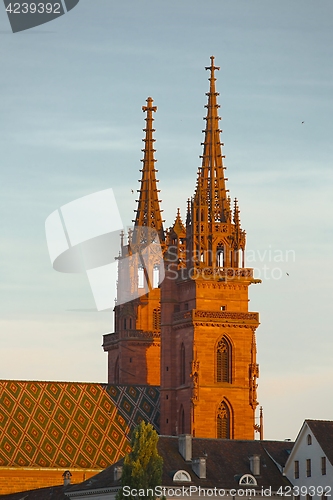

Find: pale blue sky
<box><xmin>1</xmin><ymin>0</ymin><xmax>333</xmax><ymax>440</ymax></box>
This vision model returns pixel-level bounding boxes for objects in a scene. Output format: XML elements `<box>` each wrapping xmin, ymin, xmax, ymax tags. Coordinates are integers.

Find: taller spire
<box><xmin>134</xmin><ymin>97</ymin><xmax>164</xmax><ymax>241</ymax></box>
<box><xmin>194</xmin><ymin>56</ymin><xmax>230</xmax><ymax>224</ymax></box>
<box><xmin>187</xmin><ymin>57</ymin><xmax>246</xmax><ymax>269</ymax></box>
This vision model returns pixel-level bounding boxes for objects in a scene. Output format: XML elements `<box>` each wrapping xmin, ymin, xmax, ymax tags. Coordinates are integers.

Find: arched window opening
<box><xmin>138</xmin><ymin>266</ymin><xmax>144</xmax><ymax>288</ymax></box>
<box><xmin>123</xmin><ymin>318</ymin><xmax>127</xmax><ymax>330</ymax></box>
<box><xmin>217</xmin><ymin>337</ymin><xmax>232</xmax><ymax>383</ymax></box>
<box><xmin>153</xmin><ymin>309</ymin><xmax>161</xmax><ymax>331</ymax></box>
<box><xmin>114</xmin><ymin>357</ymin><xmax>120</xmax><ymax>384</ymax></box>
<box><xmin>307</xmin><ymin>434</ymin><xmax>312</xmax><ymax>445</ymax></box>
<box><xmin>173</xmin><ymin>470</ymin><xmax>191</xmax><ymax>482</ymax></box>
<box><xmin>179</xmin><ymin>405</ymin><xmax>185</xmax><ymax>434</ymax></box>
<box><xmin>180</xmin><ymin>343</ymin><xmax>186</xmax><ymax>385</ymax></box>
<box><xmin>239</xmin><ymin>474</ymin><xmax>257</xmax><ymax>486</ymax></box>
<box><xmin>239</xmin><ymin>248</ymin><xmax>244</xmax><ymax>268</ymax></box>
<box><xmin>217</xmin><ymin>401</ymin><xmax>231</xmax><ymax>439</ymax></box>
<box><xmin>216</xmin><ymin>244</ymin><xmax>224</xmax><ymax>267</ymax></box>
<box><xmin>153</xmin><ymin>265</ymin><xmax>159</xmax><ymax>288</ymax></box>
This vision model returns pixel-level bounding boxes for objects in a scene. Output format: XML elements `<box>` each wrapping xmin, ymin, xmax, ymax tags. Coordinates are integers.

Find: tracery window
<box><xmin>217</xmin><ymin>400</ymin><xmax>231</xmax><ymax>439</ymax></box>
<box><xmin>217</xmin><ymin>336</ymin><xmax>232</xmax><ymax>383</ymax></box>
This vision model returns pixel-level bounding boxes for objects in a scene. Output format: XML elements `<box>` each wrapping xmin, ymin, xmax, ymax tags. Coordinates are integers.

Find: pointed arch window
<box><xmin>153</xmin><ymin>308</ymin><xmax>161</xmax><ymax>331</ymax></box>
<box><xmin>153</xmin><ymin>265</ymin><xmax>160</xmax><ymax>288</ymax></box>
<box><xmin>216</xmin><ymin>243</ymin><xmax>224</xmax><ymax>267</ymax></box>
<box><xmin>114</xmin><ymin>357</ymin><xmax>120</xmax><ymax>384</ymax></box>
<box><xmin>180</xmin><ymin>343</ymin><xmax>186</xmax><ymax>385</ymax></box>
<box><xmin>217</xmin><ymin>336</ymin><xmax>232</xmax><ymax>383</ymax></box>
<box><xmin>217</xmin><ymin>400</ymin><xmax>231</xmax><ymax>439</ymax></box>
<box><xmin>138</xmin><ymin>266</ymin><xmax>144</xmax><ymax>288</ymax></box>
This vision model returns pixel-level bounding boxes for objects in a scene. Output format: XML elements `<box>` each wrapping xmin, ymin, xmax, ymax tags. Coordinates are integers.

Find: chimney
<box><xmin>62</xmin><ymin>470</ymin><xmax>72</xmax><ymax>486</ymax></box>
<box><xmin>178</xmin><ymin>434</ymin><xmax>192</xmax><ymax>461</ymax></box>
<box><xmin>249</xmin><ymin>455</ymin><xmax>260</xmax><ymax>476</ymax></box>
<box><xmin>192</xmin><ymin>457</ymin><xmax>206</xmax><ymax>479</ymax></box>
<box><xmin>114</xmin><ymin>465</ymin><xmax>123</xmax><ymax>481</ymax></box>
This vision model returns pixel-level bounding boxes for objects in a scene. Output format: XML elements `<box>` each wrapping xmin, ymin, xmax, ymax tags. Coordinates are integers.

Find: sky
<box><xmin>1</xmin><ymin>0</ymin><xmax>333</xmax><ymax>441</ymax></box>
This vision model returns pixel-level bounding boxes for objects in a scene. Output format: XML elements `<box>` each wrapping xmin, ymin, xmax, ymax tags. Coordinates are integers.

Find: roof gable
<box><xmin>306</xmin><ymin>420</ymin><xmax>333</xmax><ymax>465</ymax></box>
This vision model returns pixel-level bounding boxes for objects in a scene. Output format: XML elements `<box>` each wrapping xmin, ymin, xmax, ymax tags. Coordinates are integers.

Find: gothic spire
<box><xmin>194</xmin><ymin>56</ymin><xmax>230</xmax><ymax>223</ymax></box>
<box><xmin>134</xmin><ymin>97</ymin><xmax>164</xmax><ymax>241</ymax></box>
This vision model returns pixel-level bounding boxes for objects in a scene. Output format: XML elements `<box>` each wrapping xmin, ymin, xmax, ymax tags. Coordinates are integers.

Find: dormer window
<box><xmin>239</xmin><ymin>474</ymin><xmax>257</xmax><ymax>486</ymax></box>
<box><xmin>173</xmin><ymin>470</ymin><xmax>191</xmax><ymax>482</ymax></box>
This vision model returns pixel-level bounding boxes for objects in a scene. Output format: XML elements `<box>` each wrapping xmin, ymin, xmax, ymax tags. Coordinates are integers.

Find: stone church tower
<box><xmin>160</xmin><ymin>57</ymin><xmax>261</xmax><ymax>439</ymax></box>
<box><xmin>103</xmin><ymin>97</ymin><xmax>165</xmax><ymax>386</ymax></box>
<box><xmin>103</xmin><ymin>58</ymin><xmax>262</xmax><ymax>440</ymax></box>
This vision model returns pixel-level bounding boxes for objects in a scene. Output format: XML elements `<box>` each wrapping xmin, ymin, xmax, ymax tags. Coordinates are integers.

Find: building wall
<box><xmin>0</xmin><ymin>467</ymin><xmax>98</xmax><ymax>495</ymax></box>
<box><xmin>160</xmin><ymin>266</ymin><xmax>259</xmax><ymax>439</ymax></box>
<box><xmin>284</xmin><ymin>424</ymin><xmax>333</xmax><ymax>491</ymax></box>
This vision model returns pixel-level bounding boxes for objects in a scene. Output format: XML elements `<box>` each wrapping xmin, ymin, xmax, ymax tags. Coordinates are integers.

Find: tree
<box><xmin>117</xmin><ymin>420</ymin><xmax>163</xmax><ymax>500</ymax></box>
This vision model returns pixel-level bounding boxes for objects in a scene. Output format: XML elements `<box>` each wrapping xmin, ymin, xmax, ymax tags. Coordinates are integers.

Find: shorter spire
<box><xmin>133</xmin><ymin>97</ymin><xmax>164</xmax><ymax>242</ymax></box>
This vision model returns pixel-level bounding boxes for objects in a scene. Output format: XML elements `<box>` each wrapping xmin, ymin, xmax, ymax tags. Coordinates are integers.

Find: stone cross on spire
<box><xmin>133</xmin><ymin>97</ymin><xmax>164</xmax><ymax>242</ymax></box>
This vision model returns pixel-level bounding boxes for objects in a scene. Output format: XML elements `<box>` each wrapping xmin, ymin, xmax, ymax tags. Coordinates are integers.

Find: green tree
<box><xmin>117</xmin><ymin>420</ymin><xmax>163</xmax><ymax>500</ymax></box>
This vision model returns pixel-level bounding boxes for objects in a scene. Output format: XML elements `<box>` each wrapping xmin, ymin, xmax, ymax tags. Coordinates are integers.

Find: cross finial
<box><xmin>142</xmin><ymin>96</ymin><xmax>157</xmax><ymax>114</ymax></box>
<box><xmin>205</xmin><ymin>55</ymin><xmax>220</xmax><ymax>85</ymax></box>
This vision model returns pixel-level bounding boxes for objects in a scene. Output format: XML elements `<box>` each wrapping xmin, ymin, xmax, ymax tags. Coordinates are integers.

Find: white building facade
<box><xmin>284</xmin><ymin>420</ymin><xmax>333</xmax><ymax>497</ymax></box>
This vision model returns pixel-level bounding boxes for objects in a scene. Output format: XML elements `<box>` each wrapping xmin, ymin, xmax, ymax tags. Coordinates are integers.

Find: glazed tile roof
<box><xmin>68</xmin><ymin>436</ymin><xmax>294</xmax><ymax>495</ymax></box>
<box><xmin>0</xmin><ymin>381</ymin><xmax>159</xmax><ymax>469</ymax></box>
<box><xmin>306</xmin><ymin>419</ymin><xmax>333</xmax><ymax>465</ymax></box>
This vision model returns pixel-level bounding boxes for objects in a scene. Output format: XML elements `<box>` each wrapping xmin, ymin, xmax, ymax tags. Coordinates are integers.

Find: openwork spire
<box><xmin>134</xmin><ymin>97</ymin><xmax>164</xmax><ymax>241</ymax></box>
<box><xmin>194</xmin><ymin>56</ymin><xmax>230</xmax><ymax>223</ymax></box>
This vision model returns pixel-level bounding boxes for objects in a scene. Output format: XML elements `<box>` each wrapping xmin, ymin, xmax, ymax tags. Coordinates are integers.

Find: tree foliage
<box><xmin>117</xmin><ymin>420</ymin><xmax>163</xmax><ymax>500</ymax></box>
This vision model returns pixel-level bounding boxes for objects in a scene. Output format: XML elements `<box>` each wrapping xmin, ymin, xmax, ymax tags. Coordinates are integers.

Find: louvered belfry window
<box><xmin>217</xmin><ymin>337</ymin><xmax>231</xmax><ymax>383</ymax></box>
<box><xmin>153</xmin><ymin>308</ymin><xmax>161</xmax><ymax>331</ymax></box>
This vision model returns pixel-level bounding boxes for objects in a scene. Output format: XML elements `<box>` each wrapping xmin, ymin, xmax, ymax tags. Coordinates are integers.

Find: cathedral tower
<box><xmin>103</xmin><ymin>97</ymin><xmax>165</xmax><ymax>385</ymax></box>
<box><xmin>160</xmin><ymin>57</ymin><xmax>261</xmax><ymax>439</ymax></box>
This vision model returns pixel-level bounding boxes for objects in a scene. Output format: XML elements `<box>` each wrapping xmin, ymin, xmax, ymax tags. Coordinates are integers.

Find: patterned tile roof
<box><xmin>0</xmin><ymin>381</ymin><xmax>160</xmax><ymax>470</ymax></box>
